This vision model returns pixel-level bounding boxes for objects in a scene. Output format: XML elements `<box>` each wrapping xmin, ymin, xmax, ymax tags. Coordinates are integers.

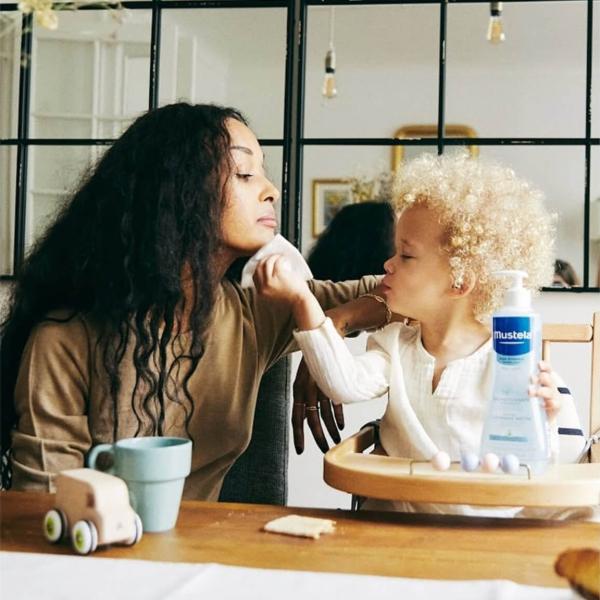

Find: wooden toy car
<box><xmin>43</xmin><ymin>468</ymin><xmax>143</xmax><ymax>555</ymax></box>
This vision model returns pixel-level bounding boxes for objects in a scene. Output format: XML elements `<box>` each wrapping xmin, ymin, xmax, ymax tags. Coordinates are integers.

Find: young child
<box><xmin>254</xmin><ymin>152</ymin><xmax>587</xmax><ymax>517</ymax></box>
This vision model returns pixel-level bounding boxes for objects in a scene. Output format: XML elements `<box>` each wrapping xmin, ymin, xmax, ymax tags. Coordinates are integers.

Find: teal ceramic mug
<box><xmin>87</xmin><ymin>437</ymin><xmax>192</xmax><ymax>532</ymax></box>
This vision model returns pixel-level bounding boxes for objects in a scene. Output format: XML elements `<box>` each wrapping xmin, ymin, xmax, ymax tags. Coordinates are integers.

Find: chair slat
<box><xmin>542</xmin><ymin>323</ymin><xmax>593</xmax><ymax>343</ymax></box>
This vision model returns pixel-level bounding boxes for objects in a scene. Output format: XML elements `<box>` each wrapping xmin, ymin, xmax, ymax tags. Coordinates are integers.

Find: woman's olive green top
<box><xmin>11</xmin><ymin>277</ymin><xmax>377</xmax><ymax>500</ymax></box>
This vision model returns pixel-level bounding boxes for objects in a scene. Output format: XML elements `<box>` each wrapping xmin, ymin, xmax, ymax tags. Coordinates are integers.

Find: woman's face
<box><xmin>221</xmin><ymin>118</ymin><xmax>280</xmax><ymax>256</ymax></box>
<box><xmin>381</xmin><ymin>205</ymin><xmax>454</xmax><ymax>320</ymax></box>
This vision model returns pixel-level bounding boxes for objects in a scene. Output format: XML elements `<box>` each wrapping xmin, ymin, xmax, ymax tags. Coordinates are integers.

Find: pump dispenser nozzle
<box><xmin>493</xmin><ymin>270</ymin><xmax>531</xmax><ymax>309</ymax></box>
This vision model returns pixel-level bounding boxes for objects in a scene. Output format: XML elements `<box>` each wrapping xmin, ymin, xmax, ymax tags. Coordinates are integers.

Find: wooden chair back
<box><xmin>541</xmin><ymin>312</ymin><xmax>599</xmax><ymax>462</ymax></box>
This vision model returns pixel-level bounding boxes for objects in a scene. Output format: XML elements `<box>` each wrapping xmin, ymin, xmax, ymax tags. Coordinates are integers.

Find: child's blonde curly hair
<box><xmin>393</xmin><ymin>151</ymin><xmax>556</xmax><ymax>322</ymax></box>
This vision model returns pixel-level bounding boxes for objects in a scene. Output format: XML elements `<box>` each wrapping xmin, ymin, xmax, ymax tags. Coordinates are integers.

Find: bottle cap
<box><xmin>493</xmin><ymin>270</ymin><xmax>531</xmax><ymax>309</ymax></box>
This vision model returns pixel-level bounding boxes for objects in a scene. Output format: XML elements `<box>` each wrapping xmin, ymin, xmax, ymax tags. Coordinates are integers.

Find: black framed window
<box><xmin>1</xmin><ymin>0</ymin><xmax>598</xmax><ymax>290</ymax></box>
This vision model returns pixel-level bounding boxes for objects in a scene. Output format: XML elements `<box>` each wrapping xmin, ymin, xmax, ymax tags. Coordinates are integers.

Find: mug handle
<box><xmin>87</xmin><ymin>443</ymin><xmax>115</xmax><ymax>474</ymax></box>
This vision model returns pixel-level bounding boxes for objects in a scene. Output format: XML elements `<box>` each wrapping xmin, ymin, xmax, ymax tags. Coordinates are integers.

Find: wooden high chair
<box><xmin>323</xmin><ymin>312</ymin><xmax>600</xmax><ymax>509</ymax></box>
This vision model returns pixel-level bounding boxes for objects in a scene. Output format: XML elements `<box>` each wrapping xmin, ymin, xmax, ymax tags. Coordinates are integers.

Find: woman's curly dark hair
<box><xmin>0</xmin><ymin>102</ymin><xmax>247</xmax><ymax>474</ymax></box>
<box><xmin>307</xmin><ymin>201</ymin><xmax>396</xmax><ymax>281</ymax></box>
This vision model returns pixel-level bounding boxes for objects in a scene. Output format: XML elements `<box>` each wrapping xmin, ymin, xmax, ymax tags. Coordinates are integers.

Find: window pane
<box><xmin>0</xmin><ymin>13</ymin><xmax>20</xmax><ymax>139</ymax></box>
<box><xmin>479</xmin><ymin>146</ymin><xmax>585</xmax><ymax>287</ymax></box>
<box><xmin>159</xmin><ymin>8</ymin><xmax>287</xmax><ymax>139</ymax></box>
<box><xmin>0</xmin><ymin>145</ymin><xmax>16</xmax><ymax>275</ymax></box>
<box><xmin>446</xmin><ymin>1</ymin><xmax>587</xmax><ymax>138</ymax></box>
<box><xmin>33</xmin><ymin>117</ymin><xmax>92</xmax><ymax>139</ymax></box>
<box><xmin>304</xmin><ymin>5</ymin><xmax>439</xmax><ymax>139</ymax></box>
<box><xmin>26</xmin><ymin>145</ymin><xmax>94</xmax><ymax>247</ymax></box>
<box><xmin>30</xmin><ymin>11</ymin><xmax>151</xmax><ymax>139</ymax></box>
<box><xmin>590</xmin><ymin>146</ymin><xmax>600</xmax><ymax>287</ymax></box>
<box><xmin>301</xmin><ymin>144</ymin><xmax>412</xmax><ymax>253</ymax></box>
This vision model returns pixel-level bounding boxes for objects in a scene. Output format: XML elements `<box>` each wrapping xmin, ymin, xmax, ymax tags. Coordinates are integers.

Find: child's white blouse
<box><xmin>294</xmin><ymin>318</ymin><xmax>588</xmax><ymax>517</ymax></box>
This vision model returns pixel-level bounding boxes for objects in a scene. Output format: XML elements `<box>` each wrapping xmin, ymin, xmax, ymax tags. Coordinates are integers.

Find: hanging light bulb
<box><xmin>322</xmin><ymin>8</ymin><xmax>337</xmax><ymax>99</ymax></box>
<box><xmin>322</xmin><ymin>45</ymin><xmax>337</xmax><ymax>99</ymax></box>
<box><xmin>487</xmin><ymin>2</ymin><xmax>505</xmax><ymax>44</ymax></box>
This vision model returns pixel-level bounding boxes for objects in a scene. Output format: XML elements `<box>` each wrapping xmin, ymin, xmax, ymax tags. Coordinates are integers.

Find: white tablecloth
<box><xmin>0</xmin><ymin>551</ymin><xmax>573</xmax><ymax>600</ymax></box>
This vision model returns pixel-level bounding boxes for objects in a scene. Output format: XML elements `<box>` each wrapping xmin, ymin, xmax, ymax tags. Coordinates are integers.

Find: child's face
<box><xmin>382</xmin><ymin>204</ymin><xmax>454</xmax><ymax>320</ymax></box>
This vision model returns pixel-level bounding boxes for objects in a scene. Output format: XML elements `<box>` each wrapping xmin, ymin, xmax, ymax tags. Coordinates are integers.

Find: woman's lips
<box><xmin>258</xmin><ymin>217</ymin><xmax>278</xmax><ymax>229</ymax></box>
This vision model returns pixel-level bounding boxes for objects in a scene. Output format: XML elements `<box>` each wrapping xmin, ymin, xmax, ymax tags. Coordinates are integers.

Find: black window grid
<box><xmin>0</xmin><ymin>0</ymin><xmax>598</xmax><ymax>291</ymax></box>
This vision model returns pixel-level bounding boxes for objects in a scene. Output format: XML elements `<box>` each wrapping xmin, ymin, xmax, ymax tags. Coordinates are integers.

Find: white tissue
<box><xmin>240</xmin><ymin>234</ymin><xmax>313</xmax><ymax>289</ymax></box>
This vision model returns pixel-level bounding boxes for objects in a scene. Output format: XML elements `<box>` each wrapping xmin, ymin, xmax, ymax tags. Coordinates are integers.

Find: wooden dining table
<box><xmin>1</xmin><ymin>490</ymin><xmax>599</xmax><ymax>590</ymax></box>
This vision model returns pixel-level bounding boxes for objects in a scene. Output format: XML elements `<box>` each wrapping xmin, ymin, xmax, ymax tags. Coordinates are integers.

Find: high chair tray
<box><xmin>324</xmin><ymin>427</ymin><xmax>600</xmax><ymax>508</ymax></box>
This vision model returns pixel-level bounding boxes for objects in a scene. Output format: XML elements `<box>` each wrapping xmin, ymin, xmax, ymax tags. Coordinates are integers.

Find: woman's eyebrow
<box><xmin>231</xmin><ymin>146</ymin><xmax>267</xmax><ymax>172</ymax></box>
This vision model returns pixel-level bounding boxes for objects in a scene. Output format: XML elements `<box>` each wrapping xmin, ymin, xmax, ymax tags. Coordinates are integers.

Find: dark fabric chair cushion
<box><xmin>219</xmin><ymin>357</ymin><xmax>291</xmax><ymax>505</ymax></box>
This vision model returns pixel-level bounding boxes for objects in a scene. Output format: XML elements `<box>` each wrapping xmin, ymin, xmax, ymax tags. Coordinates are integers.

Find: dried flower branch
<box><xmin>348</xmin><ymin>170</ymin><xmax>395</xmax><ymax>204</ymax></box>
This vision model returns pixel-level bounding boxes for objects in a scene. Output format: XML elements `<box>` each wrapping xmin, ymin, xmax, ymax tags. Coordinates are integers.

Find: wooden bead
<box><xmin>432</xmin><ymin>451</ymin><xmax>451</xmax><ymax>471</ymax></box>
<box><xmin>460</xmin><ymin>452</ymin><xmax>480</xmax><ymax>472</ymax></box>
<box><xmin>500</xmin><ymin>454</ymin><xmax>520</xmax><ymax>474</ymax></box>
<box><xmin>481</xmin><ymin>453</ymin><xmax>500</xmax><ymax>473</ymax></box>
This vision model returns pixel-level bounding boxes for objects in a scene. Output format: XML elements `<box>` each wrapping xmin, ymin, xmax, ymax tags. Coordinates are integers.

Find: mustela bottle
<box><xmin>480</xmin><ymin>270</ymin><xmax>550</xmax><ymax>474</ymax></box>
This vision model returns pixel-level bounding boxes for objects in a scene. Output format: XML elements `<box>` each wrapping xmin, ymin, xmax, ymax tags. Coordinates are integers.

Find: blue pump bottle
<box><xmin>480</xmin><ymin>270</ymin><xmax>550</xmax><ymax>474</ymax></box>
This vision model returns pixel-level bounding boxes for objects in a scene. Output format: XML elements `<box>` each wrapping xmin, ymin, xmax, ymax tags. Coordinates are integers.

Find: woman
<box><xmin>307</xmin><ymin>201</ymin><xmax>396</xmax><ymax>282</ymax></box>
<box><xmin>0</xmin><ymin>103</ymin><xmax>385</xmax><ymax>498</ymax></box>
<box><xmin>552</xmin><ymin>258</ymin><xmax>580</xmax><ymax>288</ymax></box>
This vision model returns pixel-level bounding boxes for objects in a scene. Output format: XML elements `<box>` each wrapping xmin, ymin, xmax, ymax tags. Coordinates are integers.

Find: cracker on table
<box><xmin>263</xmin><ymin>515</ymin><xmax>336</xmax><ymax>539</ymax></box>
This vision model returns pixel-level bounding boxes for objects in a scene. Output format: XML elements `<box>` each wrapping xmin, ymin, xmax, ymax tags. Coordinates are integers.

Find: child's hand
<box><xmin>529</xmin><ymin>360</ymin><xmax>561</xmax><ymax>420</ymax></box>
<box><xmin>253</xmin><ymin>254</ymin><xmax>311</xmax><ymax>306</ymax></box>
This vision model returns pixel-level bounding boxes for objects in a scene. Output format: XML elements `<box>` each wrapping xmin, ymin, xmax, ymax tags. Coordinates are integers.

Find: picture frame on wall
<box><xmin>391</xmin><ymin>124</ymin><xmax>479</xmax><ymax>173</ymax></box>
<box><xmin>312</xmin><ymin>178</ymin><xmax>354</xmax><ymax>237</ymax></box>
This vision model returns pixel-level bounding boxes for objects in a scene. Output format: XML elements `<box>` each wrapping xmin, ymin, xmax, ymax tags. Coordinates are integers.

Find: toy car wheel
<box><xmin>71</xmin><ymin>520</ymin><xmax>97</xmax><ymax>555</ymax></box>
<box><xmin>43</xmin><ymin>509</ymin><xmax>66</xmax><ymax>543</ymax></box>
<box><xmin>125</xmin><ymin>513</ymin><xmax>143</xmax><ymax>546</ymax></box>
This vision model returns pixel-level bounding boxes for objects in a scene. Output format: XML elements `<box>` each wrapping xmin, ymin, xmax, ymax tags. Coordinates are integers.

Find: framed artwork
<box><xmin>312</xmin><ymin>178</ymin><xmax>353</xmax><ymax>237</ymax></box>
<box><xmin>391</xmin><ymin>124</ymin><xmax>479</xmax><ymax>172</ymax></box>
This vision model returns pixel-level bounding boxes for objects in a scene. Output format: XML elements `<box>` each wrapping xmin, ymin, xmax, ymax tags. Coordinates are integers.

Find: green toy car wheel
<box><xmin>43</xmin><ymin>509</ymin><xmax>66</xmax><ymax>543</ymax></box>
<box><xmin>71</xmin><ymin>520</ymin><xmax>97</xmax><ymax>555</ymax></box>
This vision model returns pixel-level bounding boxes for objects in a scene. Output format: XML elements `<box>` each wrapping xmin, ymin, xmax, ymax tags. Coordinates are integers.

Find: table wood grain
<box><xmin>2</xmin><ymin>491</ymin><xmax>599</xmax><ymax>588</ymax></box>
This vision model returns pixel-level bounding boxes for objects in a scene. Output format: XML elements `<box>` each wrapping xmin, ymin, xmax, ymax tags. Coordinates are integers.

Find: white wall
<box><xmin>159</xmin><ymin>8</ymin><xmax>287</xmax><ymax>140</ymax></box>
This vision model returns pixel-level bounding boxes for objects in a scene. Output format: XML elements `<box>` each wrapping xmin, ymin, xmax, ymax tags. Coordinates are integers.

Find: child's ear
<box><xmin>449</xmin><ymin>272</ymin><xmax>476</xmax><ymax>297</ymax></box>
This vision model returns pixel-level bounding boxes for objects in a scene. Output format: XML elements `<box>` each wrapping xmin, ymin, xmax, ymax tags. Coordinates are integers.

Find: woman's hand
<box><xmin>292</xmin><ymin>358</ymin><xmax>344</xmax><ymax>454</ymax></box>
<box><xmin>253</xmin><ymin>254</ymin><xmax>311</xmax><ymax>306</ymax></box>
<box><xmin>529</xmin><ymin>360</ymin><xmax>561</xmax><ymax>420</ymax></box>
<box><xmin>290</xmin><ymin>288</ymin><xmax>394</xmax><ymax>453</ymax></box>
